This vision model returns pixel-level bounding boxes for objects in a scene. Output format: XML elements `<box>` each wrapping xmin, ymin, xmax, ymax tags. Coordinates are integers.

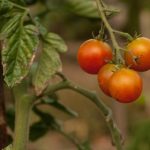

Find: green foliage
<box><xmin>0</xmin><ymin>1</ymin><xmax>119</xmax><ymax>150</ymax></box>
<box><xmin>81</xmin><ymin>141</ymin><xmax>92</xmax><ymax>150</ymax></box>
<box><xmin>32</xmin><ymin>32</ymin><xmax>67</xmax><ymax>95</ymax></box>
<box><xmin>65</xmin><ymin>0</ymin><xmax>99</xmax><ymax>19</ymax></box>
<box><xmin>0</xmin><ymin>1</ymin><xmax>39</xmax><ymax>87</ymax></box>
<box><xmin>127</xmin><ymin>120</ymin><xmax>150</xmax><ymax>150</ymax></box>
<box><xmin>30</xmin><ymin>106</ymin><xmax>61</xmax><ymax>141</ymax></box>
<box><xmin>1</xmin><ymin>14</ymin><xmax>22</xmax><ymax>37</ymax></box>
<box><xmin>29</xmin><ymin>120</ymin><xmax>49</xmax><ymax>141</ymax></box>
<box><xmin>2</xmin><ymin>24</ymin><xmax>39</xmax><ymax>86</ymax></box>
<box><xmin>40</xmin><ymin>95</ymin><xmax>78</xmax><ymax>117</ymax></box>
<box><xmin>31</xmin><ymin>106</ymin><xmax>91</xmax><ymax>150</ymax></box>
<box><xmin>0</xmin><ymin>0</ymin><xmax>13</xmax><ymax>14</ymax></box>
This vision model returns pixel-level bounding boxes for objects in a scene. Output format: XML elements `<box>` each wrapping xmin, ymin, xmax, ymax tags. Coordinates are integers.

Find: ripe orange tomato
<box><xmin>109</xmin><ymin>68</ymin><xmax>142</xmax><ymax>103</ymax></box>
<box><xmin>125</xmin><ymin>37</ymin><xmax>150</xmax><ymax>71</ymax></box>
<box><xmin>77</xmin><ymin>39</ymin><xmax>113</xmax><ymax>74</ymax></box>
<box><xmin>97</xmin><ymin>64</ymin><xmax>116</xmax><ymax>96</ymax></box>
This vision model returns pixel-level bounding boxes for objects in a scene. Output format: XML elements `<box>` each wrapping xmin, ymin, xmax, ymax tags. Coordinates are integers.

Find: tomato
<box><xmin>97</xmin><ymin>64</ymin><xmax>116</xmax><ymax>96</ymax></box>
<box><xmin>109</xmin><ymin>68</ymin><xmax>142</xmax><ymax>103</ymax></box>
<box><xmin>77</xmin><ymin>39</ymin><xmax>113</xmax><ymax>74</ymax></box>
<box><xmin>125</xmin><ymin>37</ymin><xmax>150</xmax><ymax>71</ymax></box>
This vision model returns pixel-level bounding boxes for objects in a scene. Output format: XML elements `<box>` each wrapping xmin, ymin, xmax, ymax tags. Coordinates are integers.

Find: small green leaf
<box><xmin>65</xmin><ymin>0</ymin><xmax>118</xmax><ymax>19</ymax></box>
<box><xmin>65</xmin><ymin>0</ymin><xmax>99</xmax><ymax>18</ymax></box>
<box><xmin>2</xmin><ymin>25</ymin><xmax>39</xmax><ymax>87</ymax></box>
<box><xmin>41</xmin><ymin>96</ymin><xmax>78</xmax><ymax>117</ymax></box>
<box><xmin>33</xmin><ymin>33</ymin><xmax>67</xmax><ymax>95</ymax></box>
<box><xmin>2</xmin><ymin>145</ymin><xmax>12</xmax><ymax>150</ymax></box>
<box><xmin>33</xmin><ymin>106</ymin><xmax>60</xmax><ymax>130</ymax></box>
<box><xmin>30</xmin><ymin>121</ymin><xmax>49</xmax><ymax>141</ymax></box>
<box><xmin>31</xmin><ymin>106</ymin><xmax>62</xmax><ymax>140</ymax></box>
<box><xmin>45</xmin><ymin>32</ymin><xmax>67</xmax><ymax>53</ymax></box>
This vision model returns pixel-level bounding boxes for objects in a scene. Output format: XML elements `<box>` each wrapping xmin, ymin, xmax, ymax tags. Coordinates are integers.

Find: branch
<box><xmin>113</xmin><ymin>30</ymin><xmax>133</xmax><ymax>41</ymax></box>
<box><xmin>42</xmin><ymin>73</ymin><xmax>123</xmax><ymax>150</ymax></box>
<box><xmin>95</xmin><ymin>0</ymin><xmax>133</xmax><ymax>64</ymax></box>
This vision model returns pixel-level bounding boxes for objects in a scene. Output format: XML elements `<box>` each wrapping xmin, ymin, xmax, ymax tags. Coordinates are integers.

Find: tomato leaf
<box><xmin>0</xmin><ymin>0</ymin><xmax>13</xmax><ymax>13</ymax></box>
<box><xmin>2</xmin><ymin>24</ymin><xmax>39</xmax><ymax>87</ymax></box>
<box><xmin>65</xmin><ymin>0</ymin><xmax>119</xmax><ymax>19</ymax></box>
<box><xmin>66</xmin><ymin>0</ymin><xmax>99</xmax><ymax>19</ymax></box>
<box><xmin>30</xmin><ymin>106</ymin><xmax>60</xmax><ymax>141</ymax></box>
<box><xmin>0</xmin><ymin>14</ymin><xmax>22</xmax><ymax>38</ymax></box>
<box><xmin>29</xmin><ymin>120</ymin><xmax>49</xmax><ymax>141</ymax></box>
<box><xmin>41</xmin><ymin>96</ymin><xmax>78</xmax><ymax>117</ymax></box>
<box><xmin>44</xmin><ymin>32</ymin><xmax>67</xmax><ymax>53</ymax></box>
<box><xmin>33</xmin><ymin>32</ymin><xmax>67</xmax><ymax>95</ymax></box>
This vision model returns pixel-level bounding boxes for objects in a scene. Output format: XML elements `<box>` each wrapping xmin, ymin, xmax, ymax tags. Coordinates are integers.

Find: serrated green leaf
<box><xmin>33</xmin><ymin>33</ymin><xmax>67</xmax><ymax>95</ymax></box>
<box><xmin>2</xmin><ymin>144</ymin><xmax>12</xmax><ymax>150</ymax></box>
<box><xmin>45</xmin><ymin>32</ymin><xmax>67</xmax><ymax>53</ymax></box>
<box><xmin>0</xmin><ymin>0</ymin><xmax>13</xmax><ymax>14</ymax></box>
<box><xmin>2</xmin><ymin>25</ymin><xmax>39</xmax><ymax>87</ymax></box>
<box><xmin>0</xmin><ymin>14</ymin><xmax>22</xmax><ymax>38</ymax></box>
<box><xmin>66</xmin><ymin>0</ymin><xmax>99</xmax><ymax>18</ymax></box>
<box><xmin>65</xmin><ymin>0</ymin><xmax>118</xmax><ymax>19</ymax></box>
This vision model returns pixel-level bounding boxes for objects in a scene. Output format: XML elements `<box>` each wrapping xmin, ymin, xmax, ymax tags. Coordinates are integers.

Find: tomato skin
<box><xmin>125</xmin><ymin>37</ymin><xmax>150</xmax><ymax>72</ymax></box>
<box><xmin>109</xmin><ymin>68</ymin><xmax>142</xmax><ymax>103</ymax></box>
<box><xmin>97</xmin><ymin>64</ymin><xmax>116</xmax><ymax>96</ymax></box>
<box><xmin>77</xmin><ymin>39</ymin><xmax>113</xmax><ymax>74</ymax></box>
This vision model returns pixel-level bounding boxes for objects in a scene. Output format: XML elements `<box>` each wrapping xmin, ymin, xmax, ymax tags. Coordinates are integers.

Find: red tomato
<box><xmin>97</xmin><ymin>64</ymin><xmax>116</xmax><ymax>96</ymax></box>
<box><xmin>77</xmin><ymin>39</ymin><xmax>113</xmax><ymax>74</ymax></box>
<box><xmin>125</xmin><ymin>37</ymin><xmax>150</xmax><ymax>71</ymax></box>
<box><xmin>109</xmin><ymin>68</ymin><xmax>142</xmax><ymax>103</ymax></box>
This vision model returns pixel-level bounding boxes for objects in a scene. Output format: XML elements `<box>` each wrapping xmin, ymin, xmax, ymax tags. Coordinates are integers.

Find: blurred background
<box><xmin>6</xmin><ymin>0</ymin><xmax>150</xmax><ymax>149</ymax></box>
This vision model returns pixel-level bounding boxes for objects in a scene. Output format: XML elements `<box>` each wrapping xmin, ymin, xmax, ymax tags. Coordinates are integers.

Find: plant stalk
<box><xmin>95</xmin><ymin>0</ymin><xmax>124</xmax><ymax>64</ymax></box>
<box><xmin>12</xmin><ymin>94</ymin><xmax>34</xmax><ymax>150</ymax></box>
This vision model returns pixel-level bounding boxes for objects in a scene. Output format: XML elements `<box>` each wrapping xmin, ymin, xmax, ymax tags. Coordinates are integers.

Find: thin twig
<box><xmin>113</xmin><ymin>30</ymin><xmax>133</xmax><ymax>41</ymax></box>
<box><xmin>95</xmin><ymin>0</ymin><xmax>123</xmax><ymax>64</ymax></box>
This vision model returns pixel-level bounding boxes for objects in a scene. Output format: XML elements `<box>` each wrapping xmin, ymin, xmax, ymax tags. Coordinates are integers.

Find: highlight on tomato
<box><xmin>97</xmin><ymin>63</ymin><xmax>116</xmax><ymax>96</ymax></box>
<box><xmin>108</xmin><ymin>68</ymin><xmax>143</xmax><ymax>103</ymax></box>
<box><xmin>77</xmin><ymin>39</ymin><xmax>113</xmax><ymax>74</ymax></box>
<box><xmin>125</xmin><ymin>37</ymin><xmax>150</xmax><ymax>72</ymax></box>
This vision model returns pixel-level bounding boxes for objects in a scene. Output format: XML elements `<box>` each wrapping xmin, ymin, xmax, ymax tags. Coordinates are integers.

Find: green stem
<box><xmin>10</xmin><ymin>1</ymin><xmax>28</xmax><ymax>11</ymax></box>
<box><xmin>58</xmin><ymin>129</ymin><xmax>85</xmax><ymax>150</ymax></box>
<box><xmin>113</xmin><ymin>30</ymin><xmax>133</xmax><ymax>41</ymax></box>
<box><xmin>103</xmin><ymin>8</ymin><xmax>120</xmax><ymax>13</ymax></box>
<box><xmin>12</xmin><ymin>94</ymin><xmax>34</xmax><ymax>150</ymax></box>
<box><xmin>95</xmin><ymin>0</ymin><xmax>123</xmax><ymax>64</ymax></box>
<box><xmin>42</xmin><ymin>74</ymin><xmax>123</xmax><ymax>150</ymax></box>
